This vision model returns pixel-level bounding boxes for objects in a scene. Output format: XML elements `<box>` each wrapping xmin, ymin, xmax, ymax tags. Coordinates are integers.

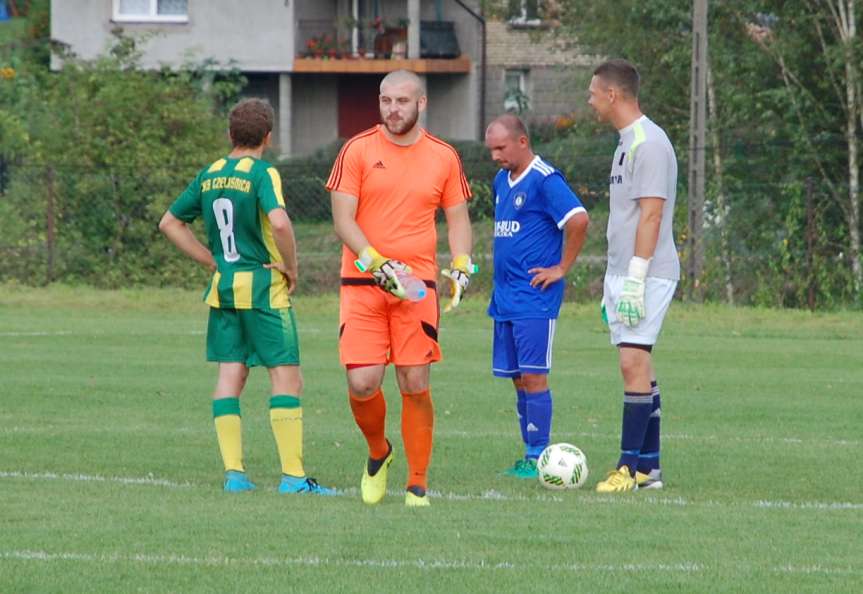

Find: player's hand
<box><xmin>264</xmin><ymin>262</ymin><xmax>297</xmax><ymax>294</ymax></box>
<box><xmin>528</xmin><ymin>265</ymin><xmax>565</xmax><ymax>291</ymax></box>
<box><xmin>441</xmin><ymin>254</ymin><xmax>474</xmax><ymax>312</ymax></box>
<box><xmin>616</xmin><ymin>256</ymin><xmax>649</xmax><ymax>327</ymax></box>
<box><xmin>355</xmin><ymin>246</ymin><xmax>410</xmax><ymax>299</ymax></box>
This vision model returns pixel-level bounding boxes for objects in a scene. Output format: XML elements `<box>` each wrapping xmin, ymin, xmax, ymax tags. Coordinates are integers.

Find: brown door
<box><xmin>338</xmin><ymin>75</ymin><xmax>382</xmax><ymax>138</ymax></box>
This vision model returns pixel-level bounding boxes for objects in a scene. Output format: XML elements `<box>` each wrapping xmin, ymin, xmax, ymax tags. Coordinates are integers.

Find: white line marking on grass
<box><xmin>4</xmin><ymin>469</ymin><xmax>862</xmax><ymax>514</ymax></box>
<box><xmin>0</xmin><ymin>550</ymin><xmax>701</xmax><ymax>574</ymax></box>
<box><xmin>0</xmin><ymin>331</ymin><xmax>75</xmax><ymax>337</ymax></box>
<box><xmin>753</xmin><ymin>499</ymin><xmax>863</xmax><ymax>511</ymax></box>
<box><xmin>2</xmin><ymin>550</ymin><xmax>860</xmax><ymax>577</ymax></box>
<box><xmin>4</xmin><ymin>424</ymin><xmax>857</xmax><ymax>450</ymax></box>
<box><xmin>437</xmin><ymin>429</ymin><xmax>859</xmax><ymax>449</ymax></box>
<box><xmin>0</xmin><ymin>470</ymin><xmax>193</xmax><ymax>489</ymax></box>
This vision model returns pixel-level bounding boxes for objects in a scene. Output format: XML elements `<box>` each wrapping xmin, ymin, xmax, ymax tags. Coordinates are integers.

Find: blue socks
<box><xmin>516</xmin><ymin>389</ymin><xmax>528</xmax><ymax>446</ymax></box>
<box><xmin>617</xmin><ymin>391</ymin><xmax>653</xmax><ymax>475</ymax></box>
<box><xmin>638</xmin><ymin>381</ymin><xmax>661</xmax><ymax>473</ymax></box>
<box><xmin>524</xmin><ymin>389</ymin><xmax>553</xmax><ymax>459</ymax></box>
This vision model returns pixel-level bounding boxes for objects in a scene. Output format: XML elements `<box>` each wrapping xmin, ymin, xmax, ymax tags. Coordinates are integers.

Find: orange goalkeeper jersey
<box><xmin>326</xmin><ymin>125</ymin><xmax>471</xmax><ymax>281</ymax></box>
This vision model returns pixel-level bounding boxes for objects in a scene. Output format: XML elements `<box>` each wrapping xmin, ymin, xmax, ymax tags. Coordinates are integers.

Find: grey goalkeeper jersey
<box><xmin>607</xmin><ymin>115</ymin><xmax>680</xmax><ymax>281</ymax></box>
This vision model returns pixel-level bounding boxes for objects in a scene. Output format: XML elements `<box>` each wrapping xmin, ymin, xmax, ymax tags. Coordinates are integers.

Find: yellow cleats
<box><xmin>360</xmin><ymin>447</ymin><xmax>393</xmax><ymax>505</ymax></box>
<box><xmin>405</xmin><ymin>490</ymin><xmax>430</xmax><ymax>507</ymax></box>
<box><xmin>595</xmin><ymin>465</ymin><xmax>637</xmax><ymax>493</ymax></box>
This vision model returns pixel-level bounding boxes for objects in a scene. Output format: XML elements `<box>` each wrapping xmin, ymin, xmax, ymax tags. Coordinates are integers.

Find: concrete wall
<box><xmin>51</xmin><ymin>0</ymin><xmax>295</xmax><ymax>71</ymax></box>
<box><xmin>291</xmin><ymin>75</ymin><xmax>339</xmax><ymax>156</ymax></box>
<box><xmin>426</xmin><ymin>73</ymin><xmax>476</xmax><ymax>141</ymax></box>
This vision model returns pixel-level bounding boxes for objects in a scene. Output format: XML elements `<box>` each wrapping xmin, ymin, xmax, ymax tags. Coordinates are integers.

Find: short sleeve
<box><xmin>441</xmin><ymin>149</ymin><xmax>471</xmax><ymax>209</ymax></box>
<box><xmin>169</xmin><ymin>174</ymin><xmax>203</xmax><ymax>223</ymax></box>
<box><xmin>542</xmin><ymin>173</ymin><xmax>586</xmax><ymax>229</ymax></box>
<box><xmin>325</xmin><ymin>140</ymin><xmax>364</xmax><ymax>197</ymax></box>
<box><xmin>258</xmin><ymin>166</ymin><xmax>286</xmax><ymax>213</ymax></box>
<box><xmin>631</xmin><ymin>141</ymin><xmax>672</xmax><ymax>200</ymax></box>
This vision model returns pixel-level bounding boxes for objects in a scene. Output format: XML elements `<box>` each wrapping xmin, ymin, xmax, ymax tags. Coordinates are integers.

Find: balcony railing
<box><xmin>294</xmin><ymin>18</ymin><xmax>469</xmax><ymax>73</ymax></box>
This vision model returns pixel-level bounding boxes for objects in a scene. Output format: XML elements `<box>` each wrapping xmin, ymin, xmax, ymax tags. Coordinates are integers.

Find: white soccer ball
<box><xmin>536</xmin><ymin>443</ymin><xmax>589</xmax><ymax>490</ymax></box>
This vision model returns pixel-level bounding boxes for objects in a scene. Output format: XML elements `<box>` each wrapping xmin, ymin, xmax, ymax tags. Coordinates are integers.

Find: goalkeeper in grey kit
<box><xmin>587</xmin><ymin>59</ymin><xmax>679</xmax><ymax>493</ymax></box>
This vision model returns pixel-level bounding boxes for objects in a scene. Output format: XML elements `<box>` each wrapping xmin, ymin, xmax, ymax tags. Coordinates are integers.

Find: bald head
<box><xmin>485</xmin><ymin>113</ymin><xmax>533</xmax><ymax>174</ymax></box>
<box><xmin>487</xmin><ymin>114</ymin><xmax>529</xmax><ymax>144</ymax></box>
<box><xmin>380</xmin><ymin>69</ymin><xmax>425</xmax><ymax>98</ymax></box>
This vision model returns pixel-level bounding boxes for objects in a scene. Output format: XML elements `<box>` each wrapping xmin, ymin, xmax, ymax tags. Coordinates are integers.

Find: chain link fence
<box><xmin>0</xmin><ymin>136</ymin><xmax>856</xmax><ymax>308</ymax></box>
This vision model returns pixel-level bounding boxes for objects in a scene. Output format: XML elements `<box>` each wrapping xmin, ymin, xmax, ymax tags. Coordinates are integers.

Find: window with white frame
<box><xmin>113</xmin><ymin>0</ymin><xmax>189</xmax><ymax>23</ymax></box>
<box><xmin>503</xmin><ymin>69</ymin><xmax>530</xmax><ymax>114</ymax></box>
<box><xmin>507</xmin><ymin>0</ymin><xmax>542</xmax><ymax>27</ymax></box>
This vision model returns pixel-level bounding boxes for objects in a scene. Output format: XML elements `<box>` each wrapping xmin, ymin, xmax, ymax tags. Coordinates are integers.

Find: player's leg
<box><xmin>597</xmin><ymin>275</ymin><xmax>675</xmax><ymax>493</ymax></box>
<box><xmin>636</xmin><ymin>360</ymin><xmax>663</xmax><ymax>489</ymax></box>
<box><xmin>492</xmin><ymin>320</ymin><xmax>530</xmax><ymax>473</ymax></box>
<box><xmin>390</xmin><ymin>291</ymin><xmax>441</xmax><ymax>507</ymax></box>
<box><xmin>243</xmin><ymin>307</ymin><xmax>334</xmax><ymax>495</ymax></box>
<box><xmin>207</xmin><ymin>307</ymin><xmax>255</xmax><ymax>492</ymax></box>
<box><xmin>511</xmin><ymin>319</ymin><xmax>556</xmax><ymax>477</ymax></box>
<box><xmin>512</xmin><ymin>376</ymin><xmax>528</xmax><ymax>452</ymax></box>
<box><xmin>394</xmin><ymin>363</ymin><xmax>432</xmax><ymax>506</ymax></box>
<box><xmin>340</xmin><ymin>286</ymin><xmax>392</xmax><ymax>504</ymax></box>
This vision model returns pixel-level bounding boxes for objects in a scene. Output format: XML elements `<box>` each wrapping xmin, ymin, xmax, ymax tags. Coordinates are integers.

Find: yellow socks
<box><xmin>269</xmin><ymin>395</ymin><xmax>304</xmax><ymax>477</ymax></box>
<box><xmin>213</xmin><ymin>397</ymin><xmax>244</xmax><ymax>472</ymax></box>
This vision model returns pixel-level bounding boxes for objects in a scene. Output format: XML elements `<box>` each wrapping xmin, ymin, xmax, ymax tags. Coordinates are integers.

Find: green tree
<box><xmin>555</xmin><ymin>0</ymin><xmax>860</xmax><ymax>307</ymax></box>
<box><xmin>0</xmin><ymin>30</ymin><xmax>244</xmax><ymax>287</ymax></box>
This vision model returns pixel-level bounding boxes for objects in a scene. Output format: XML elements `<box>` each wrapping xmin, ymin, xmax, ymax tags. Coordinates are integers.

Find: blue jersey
<box><xmin>487</xmin><ymin>156</ymin><xmax>586</xmax><ymax>321</ymax></box>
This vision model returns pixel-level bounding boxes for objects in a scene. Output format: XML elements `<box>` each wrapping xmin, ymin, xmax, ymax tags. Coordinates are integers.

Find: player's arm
<box><xmin>331</xmin><ymin>191</ymin><xmax>372</xmax><ymax>256</ymax></box>
<box><xmin>633</xmin><ymin>197</ymin><xmax>663</xmax><ymax>260</ymax></box>
<box><xmin>158</xmin><ymin>211</ymin><xmax>216</xmax><ymax>272</ymax></box>
<box><xmin>529</xmin><ymin>211</ymin><xmax>589</xmax><ymax>290</ymax></box>
<box><xmin>444</xmin><ymin>201</ymin><xmax>472</xmax><ymax>266</ymax></box>
<box><xmin>617</xmin><ymin>137</ymin><xmax>673</xmax><ymax>326</ymax></box>
<box><xmin>263</xmin><ymin>208</ymin><xmax>298</xmax><ymax>294</ymax></box>
<box><xmin>441</xmin><ymin>201</ymin><xmax>474</xmax><ymax>312</ymax></box>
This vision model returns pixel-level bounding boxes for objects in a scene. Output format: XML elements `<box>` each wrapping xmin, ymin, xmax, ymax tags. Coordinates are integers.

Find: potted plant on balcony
<box><xmin>388</xmin><ymin>17</ymin><xmax>409</xmax><ymax>59</ymax></box>
<box><xmin>305</xmin><ymin>36</ymin><xmax>324</xmax><ymax>59</ymax></box>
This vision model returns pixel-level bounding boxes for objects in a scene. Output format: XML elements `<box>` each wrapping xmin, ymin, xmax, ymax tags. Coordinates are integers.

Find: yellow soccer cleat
<box><xmin>405</xmin><ymin>489</ymin><xmax>431</xmax><ymax>508</ymax></box>
<box><xmin>595</xmin><ymin>465</ymin><xmax>637</xmax><ymax>493</ymax></box>
<box><xmin>360</xmin><ymin>446</ymin><xmax>393</xmax><ymax>505</ymax></box>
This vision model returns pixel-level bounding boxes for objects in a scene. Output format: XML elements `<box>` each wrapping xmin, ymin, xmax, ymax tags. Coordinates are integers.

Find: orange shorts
<box><xmin>338</xmin><ymin>281</ymin><xmax>441</xmax><ymax>366</ymax></box>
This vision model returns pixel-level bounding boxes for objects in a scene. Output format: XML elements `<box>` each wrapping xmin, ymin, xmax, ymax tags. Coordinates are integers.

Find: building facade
<box><xmin>51</xmin><ymin>0</ymin><xmax>587</xmax><ymax>156</ymax></box>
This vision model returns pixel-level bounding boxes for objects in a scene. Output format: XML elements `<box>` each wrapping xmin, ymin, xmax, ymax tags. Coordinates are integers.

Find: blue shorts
<box><xmin>492</xmin><ymin>318</ymin><xmax>557</xmax><ymax>377</ymax></box>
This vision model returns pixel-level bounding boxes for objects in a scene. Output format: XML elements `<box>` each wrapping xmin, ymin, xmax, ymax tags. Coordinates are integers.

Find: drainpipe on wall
<box><xmin>452</xmin><ymin>0</ymin><xmax>486</xmax><ymax>140</ymax></box>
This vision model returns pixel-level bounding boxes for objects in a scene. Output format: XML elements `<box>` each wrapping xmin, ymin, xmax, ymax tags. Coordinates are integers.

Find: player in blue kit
<box><xmin>484</xmin><ymin>114</ymin><xmax>590</xmax><ymax>478</ymax></box>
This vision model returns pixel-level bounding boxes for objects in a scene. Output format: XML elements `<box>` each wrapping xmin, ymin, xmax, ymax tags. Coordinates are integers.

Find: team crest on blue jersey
<box><xmin>513</xmin><ymin>192</ymin><xmax>527</xmax><ymax>209</ymax></box>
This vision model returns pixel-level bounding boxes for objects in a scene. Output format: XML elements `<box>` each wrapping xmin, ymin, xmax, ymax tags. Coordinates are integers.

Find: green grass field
<box><xmin>2</xmin><ymin>286</ymin><xmax>862</xmax><ymax>593</ymax></box>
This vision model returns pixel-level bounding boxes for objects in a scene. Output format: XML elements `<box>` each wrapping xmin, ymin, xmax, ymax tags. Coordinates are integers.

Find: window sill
<box><xmin>112</xmin><ymin>15</ymin><xmax>189</xmax><ymax>24</ymax></box>
<box><xmin>507</xmin><ymin>18</ymin><xmax>555</xmax><ymax>31</ymax></box>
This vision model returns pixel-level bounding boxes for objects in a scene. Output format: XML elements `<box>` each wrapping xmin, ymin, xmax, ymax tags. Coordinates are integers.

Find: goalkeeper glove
<box><xmin>441</xmin><ymin>254</ymin><xmax>476</xmax><ymax>312</ymax></box>
<box><xmin>355</xmin><ymin>246</ymin><xmax>410</xmax><ymax>299</ymax></box>
<box><xmin>616</xmin><ymin>256</ymin><xmax>649</xmax><ymax>327</ymax></box>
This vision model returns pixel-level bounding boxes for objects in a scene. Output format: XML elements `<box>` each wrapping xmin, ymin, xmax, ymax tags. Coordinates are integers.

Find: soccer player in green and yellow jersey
<box><xmin>159</xmin><ymin>98</ymin><xmax>334</xmax><ymax>495</ymax></box>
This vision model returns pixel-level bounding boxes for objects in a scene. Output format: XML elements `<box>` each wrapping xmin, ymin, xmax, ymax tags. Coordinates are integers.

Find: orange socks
<box><xmin>349</xmin><ymin>388</ymin><xmax>389</xmax><ymax>460</ymax></box>
<box><xmin>401</xmin><ymin>389</ymin><xmax>434</xmax><ymax>491</ymax></box>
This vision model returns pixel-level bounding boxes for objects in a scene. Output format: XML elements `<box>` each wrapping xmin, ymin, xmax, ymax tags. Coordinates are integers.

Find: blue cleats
<box><xmin>223</xmin><ymin>470</ymin><xmax>256</xmax><ymax>493</ymax></box>
<box><xmin>278</xmin><ymin>475</ymin><xmax>337</xmax><ymax>496</ymax></box>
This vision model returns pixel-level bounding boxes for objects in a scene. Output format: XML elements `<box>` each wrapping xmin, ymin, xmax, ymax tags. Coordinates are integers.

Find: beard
<box><xmin>381</xmin><ymin>104</ymin><xmax>420</xmax><ymax>135</ymax></box>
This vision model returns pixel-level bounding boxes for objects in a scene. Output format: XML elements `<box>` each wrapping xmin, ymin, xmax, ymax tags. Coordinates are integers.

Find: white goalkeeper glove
<box><xmin>616</xmin><ymin>256</ymin><xmax>649</xmax><ymax>327</ymax></box>
<box><xmin>355</xmin><ymin>246</ymin><xmax>410</xmax><ymax>299</ymax></box>
<box><xmin>441</xmin><ymin>254</ymin><xmax>475</xmax><ymax>313</ymax></box>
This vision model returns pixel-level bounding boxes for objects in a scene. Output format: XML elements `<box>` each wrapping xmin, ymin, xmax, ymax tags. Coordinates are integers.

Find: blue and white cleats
<box><xmin>278</xmin><ymin>475</ymin><xmax>337</xmax><ymax>495</ymax></box>
<box><xmin>223</xmin><ymin>470</ymin><xmax>256</xmax><ymax>493</ymax></box>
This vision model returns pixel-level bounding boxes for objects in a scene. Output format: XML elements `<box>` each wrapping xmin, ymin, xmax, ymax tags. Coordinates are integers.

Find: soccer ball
<box><xmin>536</xmin><ymin>443</ymin><xmax>589</xmax><ymax>490</ymax></box>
